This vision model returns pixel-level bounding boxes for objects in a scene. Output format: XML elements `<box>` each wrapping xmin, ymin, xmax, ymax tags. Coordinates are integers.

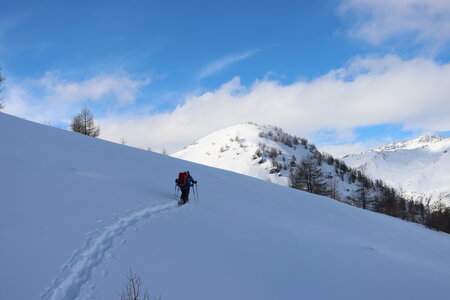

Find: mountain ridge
<box><xmin>342</xmin><ymin>134</ymin><xmax>450</xmax><ymax>207</ymax></box>
<box><xmin>366</xmin><ymin>134</ymin><xmax>449</xmax><ymax>152</ymax></box>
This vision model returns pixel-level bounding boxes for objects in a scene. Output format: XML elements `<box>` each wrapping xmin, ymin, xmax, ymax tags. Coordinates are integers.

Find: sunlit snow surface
<box><xmin>1</xmin><ymin>113</ymin><xmax>449</xmax><ymax>300</ymax></box>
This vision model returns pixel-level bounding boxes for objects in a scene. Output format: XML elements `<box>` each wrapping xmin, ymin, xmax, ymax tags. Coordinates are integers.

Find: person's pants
<box><xmin>181</xmin><ymin>188</ymin><xmax>190</xmax><ymax>201</ymax></box>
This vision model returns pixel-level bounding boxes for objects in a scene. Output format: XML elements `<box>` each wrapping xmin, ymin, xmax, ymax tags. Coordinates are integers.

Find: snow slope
<box><xmin>173</xmin><ymin>123</ymin><xmax>357</xmax><ymax>201</ymax></box>
<box><xmin>1</xmin><ymin>112</ymin><xmax>450</xmax><ymax>300</ymax></box>
<box><xmin>342</xmin><ymin>134</ymin><xmax>450</xmax><ymax>206</ymax></box>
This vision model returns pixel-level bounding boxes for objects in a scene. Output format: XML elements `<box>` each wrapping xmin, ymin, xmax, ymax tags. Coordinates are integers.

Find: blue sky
<box><xmin>1</xmin><ymin>0</ymin><xmax>450</xmax><ymax>155</ymax></box>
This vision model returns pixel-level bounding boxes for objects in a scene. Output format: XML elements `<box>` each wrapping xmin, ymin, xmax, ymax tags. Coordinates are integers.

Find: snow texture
<box><xmin>41</xmin><ymin>202</ymin><xmax>180</xmax><ymax>300</ymax></box>
<box><xmin>1</xmin><ymin>112</ymin><xmax>450</xmax><ymax>300</ymax></box>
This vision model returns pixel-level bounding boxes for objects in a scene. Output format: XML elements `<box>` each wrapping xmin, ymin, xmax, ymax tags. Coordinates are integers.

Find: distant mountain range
<box><xmin>342</xmin><ymin>134</ymin><xmax>450</xmax><ymax>207</ymax></box>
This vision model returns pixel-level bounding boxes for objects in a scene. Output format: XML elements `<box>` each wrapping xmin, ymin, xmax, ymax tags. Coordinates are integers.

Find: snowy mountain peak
<box><xmin>377</xmin><ymin>133</ymin><xmax>448</xmax><ymax>152</ymax></box>
<box><xmin>343</xmin><ymin>133</ymin><xmax>450</xmax><ymax>206</ymax></box>
<box><xmin>173</xmin><ymin>122</ymin><xmax>307</xmax><ymax>185</ymax></box>
<box><xmin>173</xmin><ymin>122</ymin><xmax>382</xmax><ymax>203</ymax></box>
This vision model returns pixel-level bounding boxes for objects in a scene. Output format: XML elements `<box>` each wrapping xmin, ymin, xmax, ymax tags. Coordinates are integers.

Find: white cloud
<box><xmin>199</xmin><ymin>50</ymin><xmax>259</xmax><ymax>79</ymax></box>
<box><xmin>339</xmin><ymin>0</ymin><xmax>450</xmax><ymax>52</ymax></box>
<box><xmin>98</xmin><ymin>55</ymin><xmax>450</xmax><ymax>153</ymax></box>
<box><xmin>37</xmin><ymin>72</ymin><xmax>149</xmax><ymax>104</ymax></box>
<box><xmin>5</xmin><ymin>56</ymin><xmax>450</xmax><ymax>155</ymax></box>
<box><xmin>3</xmin><ymin>72</ymin><xmax>150</xmax><ymax>124</ymax></box>
<box><xmin>320</xmin><ymin>142</ymin><xmax>378</xmax><ymax>158</ymax></box>
<box><xmin>318</xmin><ymin>133</ymin><xmax>416</xmax><ymax>157</ymax></box>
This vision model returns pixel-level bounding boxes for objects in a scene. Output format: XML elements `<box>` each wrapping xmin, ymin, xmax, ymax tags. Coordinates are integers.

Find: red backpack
<box><xmin>177</xmin><ymin>172</ymin><xmax>188</xmax><ymax>187</ymax></box>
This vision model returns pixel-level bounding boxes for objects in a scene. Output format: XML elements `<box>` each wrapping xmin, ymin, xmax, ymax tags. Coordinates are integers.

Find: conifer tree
<box><xmin>290</xmin><ymin>156</ymin><xmax>328</xmax><ymax>196</ymax></box>
<box><xmin>352</xmin><ymin>180</ymin><xmax>371</xmax><ymax>209</ymax></box>
<box><xmin>70</xmin><ymin>106</ymin><xmax>100</xmax><ymax>137</ymax></box>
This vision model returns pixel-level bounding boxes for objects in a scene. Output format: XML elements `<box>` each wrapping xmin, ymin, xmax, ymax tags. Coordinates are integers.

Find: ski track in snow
<box><xmin>40</xmin><ymin>200</ymin><xmax>181</xmax><ymax>300</ymax></box>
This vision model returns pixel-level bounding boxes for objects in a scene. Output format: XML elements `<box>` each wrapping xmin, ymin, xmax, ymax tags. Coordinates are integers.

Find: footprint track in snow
<box><xmin>41</xmin><ymin>200</ymin><xmax>181</xmax><ymax>300</ymax></box>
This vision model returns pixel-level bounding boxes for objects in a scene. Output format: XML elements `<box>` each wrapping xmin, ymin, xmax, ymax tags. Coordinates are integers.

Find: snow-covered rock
<box><xmin>342</xmin><ymin>134</ymin><xmax>450</xmax><ymax>207</ymax></box>
<box><xmin>1</xmin><ymin>113</ymin><xmax>450</xmax><ymax>300</ymax></box>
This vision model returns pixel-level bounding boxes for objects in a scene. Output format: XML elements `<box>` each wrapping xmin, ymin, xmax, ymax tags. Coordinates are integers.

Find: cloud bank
<box><xmin>97</xmin><ymin>55</ymin><xmax>450</xmax><ymax>154</ymax></box>
<box><xmin>339</xmin><ymin>0</ymin><xmax>450</xmax><ymax>53</ymax></box>
<box><xmin>4</xmin><ymin>72</ymin><xmax>149</xmax><ymax>124</ymax></box>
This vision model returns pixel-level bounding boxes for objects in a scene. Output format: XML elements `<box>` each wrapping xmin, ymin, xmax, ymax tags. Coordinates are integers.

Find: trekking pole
<box><xmin>195</xmin><ymin>183</ymin><xmax>199</xmax><ymax>203</ymax></box>
<box><xmin>192</xmin><ymin>184</ymin><xmax>196</xmax><ymax>202</ymax></box>
<box><xmin>174</xmin><ymin>183</ymin><xmax>178</xmax><ymax>201</ymax></box>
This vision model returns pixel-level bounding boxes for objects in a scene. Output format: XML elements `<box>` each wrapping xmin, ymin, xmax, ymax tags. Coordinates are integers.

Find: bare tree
<box><xmin>70</xmin><ymin>106</ymin><xmax>100</xmax><ymax>137</ymax></box>
<box><xmin>0</xmin><ymin>67</ymin><xmax>5</xmax><ymax>109</ymax></box>
<box><xmin>328</xmin><ymin>178</ymin><xmax>340</xmax><ymax>201</ymax></box>
<box><xmin>119</xmin><ymin>269</ymin><xmax>151</xmax><ymax>300</ymax></box>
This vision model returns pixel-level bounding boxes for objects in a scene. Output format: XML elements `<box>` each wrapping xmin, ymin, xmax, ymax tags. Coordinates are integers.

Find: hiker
<box><xmin>176</xmin><ymin>171</ymin><xmax>197</xmax><ymax>204</ymax></box>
